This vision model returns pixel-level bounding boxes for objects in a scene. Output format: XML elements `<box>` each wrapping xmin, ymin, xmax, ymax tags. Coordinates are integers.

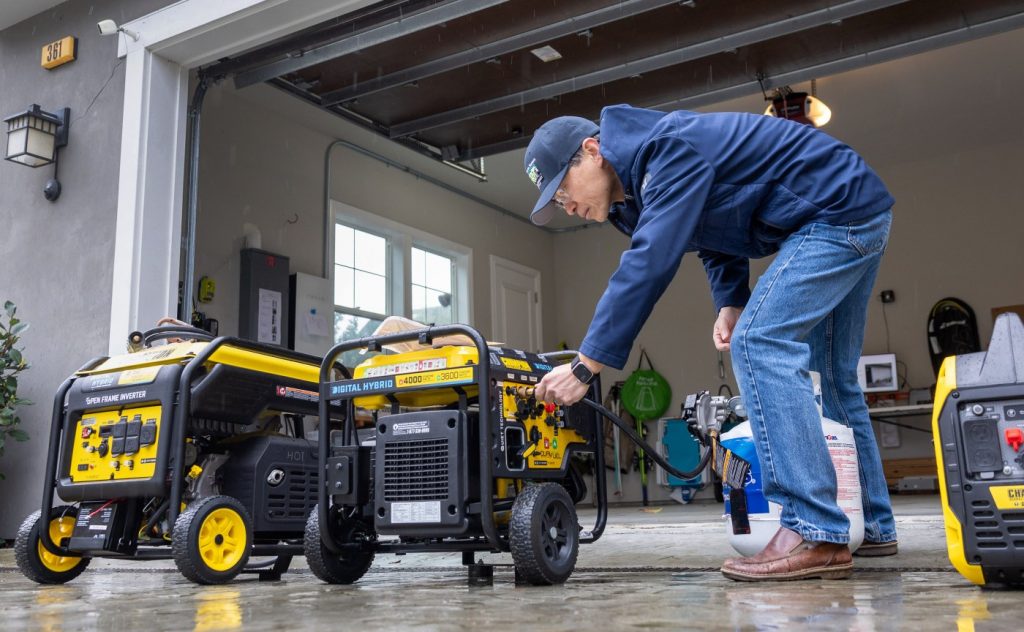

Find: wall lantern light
<box><xmin>4</xmin><ymin>104</ymin><xmax>70</xmax><ymax>201</ymax></box>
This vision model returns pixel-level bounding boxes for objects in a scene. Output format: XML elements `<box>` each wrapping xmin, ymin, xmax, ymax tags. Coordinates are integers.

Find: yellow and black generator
<box><xmin>15</xmin><ymin>324</ymin><xmax>341</xmax><ymax>585</ymax></box>
<box><xmin>307</xmin><ymin>324</ymin><xmax>607</xmax><ymax>586</ymax></box>
<box><xmin>934</xmin><ymin>312</ymin><xmax>1024</xmax><ymax>588</ymax></box>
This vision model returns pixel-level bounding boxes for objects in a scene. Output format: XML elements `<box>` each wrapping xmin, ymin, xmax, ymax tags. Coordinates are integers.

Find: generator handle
<box><xmin>537</xmin><ymin>349</ymin><xmax>577</xmax><ymax>365</ymax></box>
<box><xmin>39</xmin><ymin>356</ymin><xmax>107</xmax><ymax>557</ymax></box>
<box><xmin>317</xmin><ymin>324</ymin><xmax>502</xmax><ymax>553</ymax></box>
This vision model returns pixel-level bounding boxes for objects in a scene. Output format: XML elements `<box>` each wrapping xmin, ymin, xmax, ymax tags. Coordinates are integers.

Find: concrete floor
<box><xmin>0</xmin><ymin>494</ymin><xmax>1017</xmax><ymax>631</ymax></box>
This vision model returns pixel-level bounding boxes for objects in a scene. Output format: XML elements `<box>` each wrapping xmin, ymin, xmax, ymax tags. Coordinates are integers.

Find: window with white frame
<box><xmin>411</xmin><ymin>247</ymin><xmax>454</xmax><ymax>325</ymax></box>
<box><xmin>333</xmin><ymin>223</ymin><xmax>389</xmax><ymax>351</ymax></box>
<box><xmin>332</xmin><ymin>202</ymin><xmax>472</xmax><ymax>365</ymax></box>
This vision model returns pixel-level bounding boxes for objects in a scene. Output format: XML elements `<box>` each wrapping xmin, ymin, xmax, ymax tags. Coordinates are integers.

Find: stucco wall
<box><xmin>0</xmin><ymin>0</ymin><xmax>174</xmax><ymax>539</ymax></box>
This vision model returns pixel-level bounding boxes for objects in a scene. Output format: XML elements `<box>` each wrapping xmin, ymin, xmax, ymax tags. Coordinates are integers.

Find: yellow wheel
<box><xmin>197</xmin><ymin>508</ymin><xmax>247</xmax><ymax>571</ymax></box>
<box><xmin>172</xmin><ymin>496</ymin><xmax>252</xmax><ymax>584</ymax></box>
<box><xmin>14</xmin><ymin>506</ymin><xmax>90</xmax><ymax>584</ymax></box>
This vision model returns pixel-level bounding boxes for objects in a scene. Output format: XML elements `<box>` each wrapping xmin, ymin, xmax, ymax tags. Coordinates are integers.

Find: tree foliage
<box><xmin>0</xmin><ymin>301</ymin><xmax>31</xmax><ymax>480</ymax></box>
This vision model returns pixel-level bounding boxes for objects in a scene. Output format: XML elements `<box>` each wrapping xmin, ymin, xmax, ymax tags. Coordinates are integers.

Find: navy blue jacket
<box><xmin>580</xmin><ymin>105</ymin><xmax>894</xmax><ymax>369</ymax></box>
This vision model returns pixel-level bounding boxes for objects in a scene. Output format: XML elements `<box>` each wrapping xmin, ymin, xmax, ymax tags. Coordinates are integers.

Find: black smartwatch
<box><xmin>570</xmin><ymin>357</ymin><xmax>597</xmax><ymax>385</ymax></box>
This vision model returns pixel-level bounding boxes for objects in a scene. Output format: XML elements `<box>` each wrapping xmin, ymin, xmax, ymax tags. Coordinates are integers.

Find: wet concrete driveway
<box><xmin>2</xmin><ymin>496</ymin><xmax>1018</xmax><ymax>631</ymax></box>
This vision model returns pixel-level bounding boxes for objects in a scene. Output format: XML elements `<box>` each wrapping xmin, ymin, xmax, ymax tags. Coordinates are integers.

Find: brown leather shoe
<box><xmin>853</xmin><ymin>540</ymin><xmax>898</xmax><ymax>557</ymax></box>
<box><xmin>721</xmin><ymin>527</ymin><xmax>853</xmax><ymax>582</ymax></box>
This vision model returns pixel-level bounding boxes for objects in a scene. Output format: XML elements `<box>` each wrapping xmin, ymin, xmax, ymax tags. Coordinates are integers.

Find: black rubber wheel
<box><xmin>509</xmin><ymin>483</ymin><xmax>579</xmax><ymax>585</ymax></box>
<box><xmin>14</xmin><ymin>506</ymin><xmax>90</xmax><ymax>584</ymax></box>
<box><xmin>303</xmin><ymin>504</ymin><xmax>375</xmax><ymax>584</ymax></box>
<box><xmin>172</xmin><ymin>495</ymin><xmax>253</xmax><ymax>585</ymax></box>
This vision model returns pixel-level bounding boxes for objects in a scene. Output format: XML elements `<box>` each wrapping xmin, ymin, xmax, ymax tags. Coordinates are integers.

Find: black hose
<box><xmin>580</xmin><ymin>398</ymin><xmax>711</xmax><ymax>481</ymax></box>
<box><xmin>142</xmin><ymin>325</ymin><xmax>215</xmax><ymax>346</ymax></box>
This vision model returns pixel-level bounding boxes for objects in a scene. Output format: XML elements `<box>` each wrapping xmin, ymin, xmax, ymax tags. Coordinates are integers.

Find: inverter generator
<box><xmin>934</xmin><ymin>312</ymin><xmax>1024</xmax><ymax>588</ymax></box>
<box><xmin>15</xmin><ymin>324</ymin><xmax>343</xmax><ymax>585</ymax></box>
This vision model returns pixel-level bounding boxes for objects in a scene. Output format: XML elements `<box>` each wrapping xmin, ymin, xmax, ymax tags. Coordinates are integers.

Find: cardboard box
<box><xmin>992</xmin><ymin>304</ymin><xmax>1024</xmax><ymax>322</ymax></box>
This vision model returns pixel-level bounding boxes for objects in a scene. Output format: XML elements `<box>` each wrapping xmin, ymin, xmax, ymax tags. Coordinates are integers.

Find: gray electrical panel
<box><xmin>239</xmin><ymin>248</ymin><xmax>290</xmax><ymax>346</ymax></box>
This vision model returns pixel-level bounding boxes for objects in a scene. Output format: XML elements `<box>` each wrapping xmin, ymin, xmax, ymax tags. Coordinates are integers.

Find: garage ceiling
<box><xmin>206</xmin><ymin>0</ymin><xmax>1024</xmax><ymax>167</ymax></box>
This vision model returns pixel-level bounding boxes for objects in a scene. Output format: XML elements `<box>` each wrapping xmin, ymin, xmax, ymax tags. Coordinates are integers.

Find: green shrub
<box><xmin>0</xmin><ymin>301</ymin><xmax>31</xmax><ymax>480</ymax></box>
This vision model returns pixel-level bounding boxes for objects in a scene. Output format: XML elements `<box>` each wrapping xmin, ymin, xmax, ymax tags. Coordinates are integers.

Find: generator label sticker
<box><xmin>84</xmin><ymin>390</ymin><xmax>148</xmax><ymax>406</ymax></box>
<box><xmin>500</xmin><ymin>357</ymin><xmax>532</xmax><ymax>372</ymax></box>
<box><xmin>84</xmin><ymin>373</ymin><xmax>120</xmax><ymax>391</ymax></box>
<box><xmin>277</xmin><ymin>385</ymin><xmax>319</xmax><ymax>402</ymax></box>
<box><xmin>395</xmin><ymin>367</ymin><xmax>474</xmax><ymax>388</ymax></box>
<box><xmin>118</xmin><ymin>366</ymin><xmax>161</xmax><ymax>386</ymax></box>
<box><xmin>391</xmin><ymin>501</ymin><xmax>441</xmax><ymax>524</ymax></box>
<box><xmin>363</xmin><ymin>358</ymin><xmax>448</xmax><ymax>377</ymax></box>
<box><xmin>989</xmin><ymin>485</ymin><xmax>1024</xmax><ymax>509</ymax></box>
<box><xmin>86</xmin><ymin>343</ymin><xmax>206</xmax><ymax>373</ymax></box>
<box><xmin>331</xmin><ymin>378</ymin><xmax>396</xmax><ymax>397</ymax></box>
<box><xmin>392</xmin><ymin>421</ymin><xmax>430</xmax><ymax>436</ymax></box>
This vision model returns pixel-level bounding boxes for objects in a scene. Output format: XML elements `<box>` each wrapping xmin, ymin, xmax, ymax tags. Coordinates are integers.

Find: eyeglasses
<box><xmin>553</xmin><ymin>187</ymin><xmax>571</xmax><ymax>211</ymax></box>
<box><xmin>552</xmin><ymin>148</ymin><xmax>584</xmax><ymax>212</ymax></box>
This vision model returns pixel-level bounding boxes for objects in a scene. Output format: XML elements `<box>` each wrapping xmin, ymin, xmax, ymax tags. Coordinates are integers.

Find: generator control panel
<box><xmin>957</xmin><ymin>398</ymin><xmax>1024</xmax><ymax>481</ymax></box>
<box><xmin>498</xmin><ymin>384</ymin><xmax>587</xmax><ymax>472</ymax></box>
<box><xmin>68</xmin><ymin>405</ymin><xmax>162</xmax><ymax>482</ymax></box>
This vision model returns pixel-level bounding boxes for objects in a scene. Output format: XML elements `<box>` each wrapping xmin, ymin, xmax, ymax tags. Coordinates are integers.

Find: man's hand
<box><xmin>713</xmin><ymin>306</ymin><xmax>743</xmax><ymax>351</ymax></box>
<box><xmin>535</xmin><ymin>355</ymin><xmax>601</xmax><ymax>406</ymax></box>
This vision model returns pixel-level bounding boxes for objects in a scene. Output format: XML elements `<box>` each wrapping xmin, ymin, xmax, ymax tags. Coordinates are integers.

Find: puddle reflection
<box><xmin>193</xmin><ymin>588</ymin><xmax>242</xmax><ymax>632</ymax></box>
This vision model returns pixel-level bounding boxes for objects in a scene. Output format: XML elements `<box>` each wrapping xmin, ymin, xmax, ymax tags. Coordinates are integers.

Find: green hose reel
<box><xmin>620</xmin><ymin>349</ymin><xmax>671</xmax><ymax>420</ymax></box>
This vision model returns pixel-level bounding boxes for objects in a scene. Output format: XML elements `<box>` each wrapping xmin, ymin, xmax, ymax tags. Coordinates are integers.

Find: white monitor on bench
<box><xmin>857</xmin><ymin>353</ymin><xmax>898</xmax><ymax>393</ymax></box>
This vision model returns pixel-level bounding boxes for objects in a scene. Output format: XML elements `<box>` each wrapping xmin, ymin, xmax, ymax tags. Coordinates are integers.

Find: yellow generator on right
<box><xmin>934</xmin><ymin>312</ymin><xmax>1024</xmax><ymax>588</ymax></box>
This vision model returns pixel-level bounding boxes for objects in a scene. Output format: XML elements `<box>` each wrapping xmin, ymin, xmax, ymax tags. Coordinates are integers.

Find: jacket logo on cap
<box><xmin>527</xmin><ymin>159</ymin><xmax>544</xmax><ymax>190</ymax></box>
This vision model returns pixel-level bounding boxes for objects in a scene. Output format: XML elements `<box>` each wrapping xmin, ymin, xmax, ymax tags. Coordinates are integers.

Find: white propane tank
<box><xmin>722</xmin><ymin>373</ymin><xmax>864</xmax><ymax>557</ymax></box>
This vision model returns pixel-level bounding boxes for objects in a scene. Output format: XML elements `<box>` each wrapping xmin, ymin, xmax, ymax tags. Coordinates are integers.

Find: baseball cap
<box><xmin>523</xmin><ymin>116</ymin><xmax>599</xmax><ymax>225</ymax></box>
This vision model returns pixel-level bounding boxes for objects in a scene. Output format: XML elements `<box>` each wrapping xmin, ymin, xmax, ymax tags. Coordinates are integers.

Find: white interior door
<box><xmin>490</xmin><ymin>256</ymin><xmax>543</xmax><ymax>352</ymax></box>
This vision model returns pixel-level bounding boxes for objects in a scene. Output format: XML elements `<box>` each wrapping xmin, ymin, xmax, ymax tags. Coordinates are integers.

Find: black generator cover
<box><xmin>374</xmin><ymin>410</ymin><xmax>474</xmax><ymax>537</ymax></box>
<box><xmin>219</xmin><ymin>435</ymin><xmax>318</xmax><ymax>538</ymax></box>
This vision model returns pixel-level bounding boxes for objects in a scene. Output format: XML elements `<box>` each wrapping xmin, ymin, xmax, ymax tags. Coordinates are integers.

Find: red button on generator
<box><xmin>1006</xmin><ymin>428</ymin><xmax>1023</xmax><ymax>452</ymax></box>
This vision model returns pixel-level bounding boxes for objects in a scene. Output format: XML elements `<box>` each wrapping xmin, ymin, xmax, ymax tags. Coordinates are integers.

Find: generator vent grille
<box><xmin>267</xmin><ymin>468</ymin><xmax>318</xmax><ymax>519</ymax></box>
<box><xmin>383</xmin><ymin>438</ymin><xmax>449</xmax><ymax>501</ymax></box>
<box><xmin>1003</xmin><ymin>512</ymin><xmax>1024</xmax><ymax>549</ymax></box>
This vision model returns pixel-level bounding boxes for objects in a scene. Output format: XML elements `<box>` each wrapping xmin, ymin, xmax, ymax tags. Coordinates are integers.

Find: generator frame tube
<box><xmin>166</xmin><ymin>336</ymin><xmax>349</xmax><ymax>530</ymax></box>
<box><xmin>37</xmin><ymin>335</ymin><xmax>347</xmax><ymax>558</ymax></box>
<box><xmin>38</xmin><ymin>358</ymin><xmax>105</xmax><ymax>558</ymax></box>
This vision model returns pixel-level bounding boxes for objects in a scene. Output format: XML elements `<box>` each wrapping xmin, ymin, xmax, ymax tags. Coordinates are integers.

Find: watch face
<box><xmin>572</xmin><ymin>360</ymin><xmax>594</xmax><ymax>384</ymax></box>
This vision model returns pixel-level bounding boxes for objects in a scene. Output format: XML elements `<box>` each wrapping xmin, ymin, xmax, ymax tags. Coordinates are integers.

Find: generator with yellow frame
<box><xmin>306</xmin><ymin>324</ymin><xmax>610</xmax><ymax>586</ymax></box>
<box><xmin>14</xmin><ymin>324</ymin><xmax>342</xmax><ymax>585</ymax></box>
<box><xmin>934</xmin><ymin>312</ymin><xmax>1024</xmax><ymax>588</ymax></box>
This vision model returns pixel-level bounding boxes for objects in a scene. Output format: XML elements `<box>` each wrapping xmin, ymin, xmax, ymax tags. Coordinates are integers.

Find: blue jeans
<box><xmin>730</xmin><ymin>210</ymin><xmax>897</xmax><ymax>544</ymax></box>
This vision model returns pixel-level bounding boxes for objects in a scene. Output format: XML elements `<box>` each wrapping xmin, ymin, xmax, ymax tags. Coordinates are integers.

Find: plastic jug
<box><xmin>722</xmin><ymin>373</ymin><xmax>864</xmax><ymax>556</ymax></box>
